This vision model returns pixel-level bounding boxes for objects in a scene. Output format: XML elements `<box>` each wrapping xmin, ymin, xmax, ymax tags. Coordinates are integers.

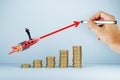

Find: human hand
<box><xmin>88</xmin><ymin>11</ymin><xmax>120</xmax><ymax>53</ymax></box>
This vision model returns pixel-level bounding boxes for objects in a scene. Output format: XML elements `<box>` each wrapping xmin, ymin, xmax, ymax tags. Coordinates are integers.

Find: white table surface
<box><xmin>0</xmin><ymin>63</ymin><xmax>120</xmax><ymax>80</ymax></box>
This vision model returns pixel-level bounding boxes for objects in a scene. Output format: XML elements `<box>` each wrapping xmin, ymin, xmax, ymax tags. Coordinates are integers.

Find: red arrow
<box><xmin>9</xmin><ymin>21</ymin><xmax>80</xmax><ymax>54</ymax></box>
<box><xmin>40</xmin><ymin>21</ymin><xmax>80</xmax><ymax>39</ymax></box>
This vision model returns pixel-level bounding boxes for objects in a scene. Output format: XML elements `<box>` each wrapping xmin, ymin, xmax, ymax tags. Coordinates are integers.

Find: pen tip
<box><xmin>80</xmin><ymin>20</ymin><xmax>83</xmax><ymax>23</ymax></box>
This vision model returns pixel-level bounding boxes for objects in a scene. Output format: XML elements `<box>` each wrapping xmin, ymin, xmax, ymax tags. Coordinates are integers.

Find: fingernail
<box><xmin>88</xmin><ymin>27</ymin><xmax>91</xmax><ymax>30</ymax></box>
<box><xmin>98</xmin><ymin>37</ymin><xmax>101</xmax><ymax>40</ymax></box>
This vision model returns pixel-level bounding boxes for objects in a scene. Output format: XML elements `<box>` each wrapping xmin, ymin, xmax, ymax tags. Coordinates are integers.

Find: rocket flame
<box><xmin>9</xmin><ymin>45</ymin><xmax>23</xmax><ymax>55</ymax></box>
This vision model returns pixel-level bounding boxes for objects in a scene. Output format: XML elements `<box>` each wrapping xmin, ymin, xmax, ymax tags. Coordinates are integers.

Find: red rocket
<box><xmin>9</xmin><ymin>28</ymin><xmax>41</xmax><ymax>55</ymax></box>
<box><xmin>9</xmin><ymin>21</ymin><xmax>80</xmax><ymax>55</ymax></box>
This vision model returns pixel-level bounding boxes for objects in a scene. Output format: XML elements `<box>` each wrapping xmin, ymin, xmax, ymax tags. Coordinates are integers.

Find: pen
<box><xmin>80</xmin><ymin>20</ymin><xmax>117</xmax><ymax>24</ymax></box>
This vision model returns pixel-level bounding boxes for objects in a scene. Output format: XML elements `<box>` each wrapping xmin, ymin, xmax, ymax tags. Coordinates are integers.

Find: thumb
<box><xmin>88</xmin><ymin>20</ymin><xmax>101</xmax><ymax>34</ymax></box>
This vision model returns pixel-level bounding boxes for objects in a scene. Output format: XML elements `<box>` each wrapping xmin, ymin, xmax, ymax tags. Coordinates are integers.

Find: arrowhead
<box><xmin>73</xmin><ymin>21</ymin><xmax>80</xmax><ymax>27</ymax></box>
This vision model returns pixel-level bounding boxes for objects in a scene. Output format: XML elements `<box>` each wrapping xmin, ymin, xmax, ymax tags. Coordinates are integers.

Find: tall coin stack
<box><xmin>73</xmin><ymin>46</ymin><xmax>82</xmax><ymax>68</ymax></box>
<box><xmin>59</xmin><ymin>50</ymin><xmax>69</xmax><ymax>68</ymax></box>
<box><xmin>33</xmin><ymin>60</ymin><xmax>42</xmax><ymax>68</ymax></box>
<box><xmin>46</xmin><ymin>56</ymin><xmax>55</xmax><ymax>68</ymax></box>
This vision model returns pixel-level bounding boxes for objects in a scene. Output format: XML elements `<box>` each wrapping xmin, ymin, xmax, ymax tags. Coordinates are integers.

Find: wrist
<box><xmin>109</xmin><ymin>42</ymin><xmax>120</xmax><ymax>54</ymax></box>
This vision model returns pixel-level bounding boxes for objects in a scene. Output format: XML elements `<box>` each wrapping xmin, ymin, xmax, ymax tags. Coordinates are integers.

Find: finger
<box><xmin>98</xmin><ymin>37</ymin><xmax>101</xmax><ymax>40</ymax></box>
<box><xmin>90</xmin><ymin>11</ymin><xmax>103</xmax><ymax>20</ymax></box>
<box><xmin>88</xmin><ymin>20</ymin><xmax>102</xmax><ymax>34</ymax></box>
<box><xmin>90</xmin><ymin>11</ymin><xmax>115</xmax><ymax>21</ymax></box>
<box><xmin>99</xmin><ymin>11</ymin><xmax>115</xmax><ymax>20</ymax></box>
<box><xmin>96</xmin><ymin>34</ymin><xmax>101</xmax><ymax>40</ymax></box>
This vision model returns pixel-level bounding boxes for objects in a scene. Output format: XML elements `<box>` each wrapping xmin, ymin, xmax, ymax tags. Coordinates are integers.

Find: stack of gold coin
<box><xmin>46</xmin><ymin>56</ymin><xmax>55</xmax><ymax>68</ymax></box>
<box><xmin>21</xmin><ymin>64</ymin><xmax>31</xmax><ymax>68</ymax></box>
<box><xmin>33</xmin><ymin>60</ymin><xmax>42</xmax><ymax>68</ymax></box>
<box><xmin>59</xmin><ymin>50</ymin><xmax>69</xmax><ymax>68</ymax></box>
<box><xmin>73</xmin><ymin>46</ymin><xmax>82</xmax><ymax>68</ymax></box>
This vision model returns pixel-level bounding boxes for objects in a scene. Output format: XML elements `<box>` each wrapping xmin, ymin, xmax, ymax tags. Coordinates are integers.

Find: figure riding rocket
<box><xmin>9</xmin><ymin>28</ymin><xmax>40</xmax><ymax>54</ymax></box>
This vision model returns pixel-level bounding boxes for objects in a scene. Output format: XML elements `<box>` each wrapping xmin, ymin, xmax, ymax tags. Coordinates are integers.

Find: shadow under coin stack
<box><xmin>33</xmin><ymin>60</ymin><xmax>42</xmax><ymax>68</ymax></box>
<box><xmin>21</xmin><ymin>64</ymin><xmax>31</xmax><ymax>68</ymax></box>
<box><xmin>59</xmin><ymin>50</ymin><xmax>69</xmax><ymax>68</ymax></box>
<box><xmin>46</xmin><ymin>56</ymin><xmax>55</xmax><ymax>68</ymax></box>
<box><xmin>73</xmin><ymin>46</ymin><xmax>82</xmax><ymax>68</ymax></box>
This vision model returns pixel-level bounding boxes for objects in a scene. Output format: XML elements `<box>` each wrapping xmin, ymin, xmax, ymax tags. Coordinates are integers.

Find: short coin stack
<box><xmin>59</xmin><ymin>50</ymin><xmax>69</xmax><ymax>68</ymax></box>
<box><xmin>46</xmin><ymin>56</ymin><xmax>55</xmax><ymax>68</ymax></box>
<box><xmin>33</xmin><ymin>60</ymin><xmax>42</xmax><ymax>68</ymax></box>
<box><xmin>21</xmin><ymin>64</ymin><xmax>31</xmax><ymax>68</ymax></box>
<box><xmin>73</xmin><ymin>46</ymin><xmax>82</xmax><ymax>68</ymax></box>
